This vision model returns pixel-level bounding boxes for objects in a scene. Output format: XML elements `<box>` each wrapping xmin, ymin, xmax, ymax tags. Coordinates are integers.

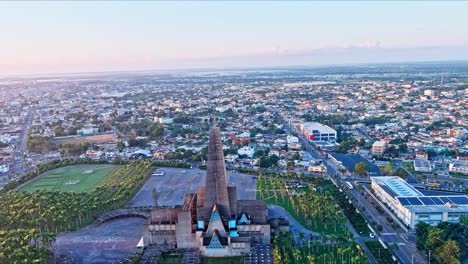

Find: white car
<box><xmin>152</xmin><ymin>170</ymin><xmax>164</xmax><ymax>176</ymax></box>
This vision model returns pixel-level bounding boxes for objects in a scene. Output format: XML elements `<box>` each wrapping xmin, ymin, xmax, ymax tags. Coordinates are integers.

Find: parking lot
<box><xmin>129</xmin><ymin>167</ymin><xmax>257</xmax><ymax>208</ymax></box>
<box><xmin>54</xmin><ymin>167</ymin><xmax>258</xmax><ymax>263</ymax></box>
<box><xmin>53</xmin><ymin>218</ymin><xmax>146</xmax><ymax>263</ymax></box>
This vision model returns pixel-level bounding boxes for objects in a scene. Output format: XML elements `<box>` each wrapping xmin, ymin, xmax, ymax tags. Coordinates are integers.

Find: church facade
<box><xmin>143</xmin><ymin>126</ymin><xmax>271</xmax><ymax>256</ymax></box>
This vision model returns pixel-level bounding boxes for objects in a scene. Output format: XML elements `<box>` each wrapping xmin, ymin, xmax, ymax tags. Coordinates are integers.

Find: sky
<box><xmin>1</xmin><ymin>1</ymin><xmax>468</xmax><ymax>75</ymax></box>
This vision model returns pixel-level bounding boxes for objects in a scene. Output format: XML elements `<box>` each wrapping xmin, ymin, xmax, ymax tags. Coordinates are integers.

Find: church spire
<box><xmin>204</xmin><ymin>126</ymin><xmax>230</xmax><ymax>218</ymax></box>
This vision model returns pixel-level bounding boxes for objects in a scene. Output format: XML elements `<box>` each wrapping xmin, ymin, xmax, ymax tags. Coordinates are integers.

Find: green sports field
<box><xmin>20</xmin><ymin>165</ymin><xmax>117</xmax><ymax>193</ymax></box>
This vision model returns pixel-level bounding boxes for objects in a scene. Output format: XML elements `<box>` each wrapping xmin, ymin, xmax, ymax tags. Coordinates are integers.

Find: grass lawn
<box><xmin>20</xmin><ymin>164</ymin><xmax>116</xmax><ymax>193</ymax></box>
<box><xmin>402</xmin><ymin>161</ymin><xmax>426</xmax><ymax>176</ymax></box>
<box><xmin>258</xmin><ymin>177</ymin><xmax>347</xmax><ymax>236</ymax></box>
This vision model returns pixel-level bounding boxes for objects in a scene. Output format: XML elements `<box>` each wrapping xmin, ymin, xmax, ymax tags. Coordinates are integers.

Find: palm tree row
<box><xmin>273</xmin><ymin>232</ymin><xmax>368</xmax><ymax>264</ymax></box>
<box><xmin>0</xmin><ymin>161</ymin><xmax>152</xmax><ymax>263</ymax></box>
<box><xmin>0</xmin><ymin>228</ymin><xmax>56</xmax><ymax>264</ymax></box>
<box><xmin>258</xmin><ymin>174</ymin><xmax>346</xmax><ymax>235</ymax></box>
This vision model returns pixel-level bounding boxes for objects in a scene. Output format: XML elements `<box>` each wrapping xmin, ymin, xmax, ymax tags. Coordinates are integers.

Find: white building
<box><xmin>308</xmin><ymin>165</ymin><xmax>326</xmax><ymax>174</ymax></box>
<box><xmin>156</xmin><ymin>117</ymin><xmax>174</xmax><ymax>124</ymax></box>
<box><xmin>286</xmin><ymin>135</ymin><xmax>301</xmax><ymax>150</ymax></box>
<box><xmin>237</xmin><ymin>146</ymin><xmax>255</xmax><ymax>158</ymax></box>
<box><xmin>371</xmin><ymin>141</ymin><xmax>387</xmax><ymax>156</ymax></box>
<box><xmin>449</xmin><ymin>160</ymin><xmax>468</xmax><ymax>175</ymax></box>
<box><xmin>424</xmin><ymin>89</ymin><xmax>434</xmax><ymax>96</ymax></box>
<box><xmin>0</xmin><ymin>163</ymin><xmax>9</xmax><ymax>173</ymax></box>
<box><xmin>286</xmin><ymin>135</ymin><xmax>299</xmax><ymax>144</ymax></box>
<box><xmin>0</xmin><ymin>134</ymin><xmax>12</xmax><ymax>144</ymax></box>
<box><xmin>77</xmin><ymin>126</ymin><xmax>99</xmax><ymax>136</ymax></box>
<box><xmin>300</xmin><ymin>122</ymin><xmax>337</xmax><ymax>143</ymax></box>
<box><xmin>413</xmin><ymin>159</ymin><xmax>432</xmax><ymax>173</ymax></box>
<box><xmin>371</xmin><ymin>176</ymin><xmax>468</xmax><ymax>229</ymax></box>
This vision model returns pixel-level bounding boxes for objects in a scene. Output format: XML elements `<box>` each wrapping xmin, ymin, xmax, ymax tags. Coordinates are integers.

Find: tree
<box><xmin>358</xmin><ymin>138</ymin><xmax>366</xmax><ymax>147</ymax></box>
<box><xmin>415</xmin><ymin>222</ymin><xmax>431</xmax><ymax>251</ymax></box>
<box><xmin>436</xmin><ymin>240</ymin><xmax>461</xmax><ymax>264</ymax></box>
<box><xmin>398</xmin><ymin>143</ymin><xmax>408</xmax><ymax>153</ymax></box>
<box><xmin>354</xmin><ymin>162</ymin><xmax>369</xmax><ymax>177</ymax></box>
<box><xmin>427</xmin><ymin>228</ymin><xmax>443</xmax><ymax>252</ymax></box>
<box><xmin>380</xmin><ymin>163</ymin><xmax>395</xmax><ymax>176</ymax></box>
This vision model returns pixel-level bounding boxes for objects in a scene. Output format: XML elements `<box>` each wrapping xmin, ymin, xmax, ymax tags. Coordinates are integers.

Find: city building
<box><xmin>77</xmin><ymin>126</ymin><xmax>99</xmax><ymax>136</ymax></box>
<box><xmin>299</xmin><ymin>122</ymin><xmax>336</xmax><ymax>143</ymax></box>
<box><xmin>237</xmin><ymin>146</ymin><xmax>255</xmax><ymax>158</ymax></box>
<box><xmin>446</xmin><ymin>128</ymin><xmax>466</xmax><ymax>139</ymax></box>
<box><xmin>308</xmin><ymin>165</ymin><xmax>326</xmax><ymax>174</ymax></box>
<box><xmin>449</xmin><ymin>160</ymin><xmax>468</xmax><ymax>175</ymax></box>
<box><xmin>413</xmin><ymin>159</ymin><xmax>432</xmax><ymax>173</ymax></box>
<box><xmin>371</xmin><ymin>176</ymin><xmax>468</xmax><ymax>229</ymax></box>
<box><xmin>156</xmin><ymin>117</ymin><xmax>174</xmax><ymax>124</ymax></box>
<box><xmin>0</xmin><ymin>163</ymin><xmax>9</xmax><ymax>173</ymax></box>
<box><xmin>143</xmin><ymin>126</ymin><xmax>272</xmax><ymax>256</ymax></box>
<box><xmin>371</xmin><ymin>140</ymin><xmax>387</xmax><ymax>156</ymax></box>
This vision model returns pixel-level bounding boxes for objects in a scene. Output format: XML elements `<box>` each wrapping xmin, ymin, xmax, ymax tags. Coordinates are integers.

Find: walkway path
<box><xmin>268</xmin><ymin>205</ymin><xmax>320</xmax><ymax>242</ymax></box>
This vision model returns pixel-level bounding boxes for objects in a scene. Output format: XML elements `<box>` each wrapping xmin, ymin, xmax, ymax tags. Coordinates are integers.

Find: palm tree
<box><xmin>293</xmin><ymin>249</ymin><xmax>301</xmax><ymax>264</ymax></box>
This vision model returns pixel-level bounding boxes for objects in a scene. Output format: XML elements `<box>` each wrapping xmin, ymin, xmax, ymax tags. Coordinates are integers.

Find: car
<box><xmin>152</xmin><ymin>170</ymin><xmax>164</xmax><ymax>176</ymax></box>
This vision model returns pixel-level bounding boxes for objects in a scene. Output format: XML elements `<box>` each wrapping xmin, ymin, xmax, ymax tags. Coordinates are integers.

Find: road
<box><xmin>284</xmin><ymin>120</ymin><xmax>427</xmax><ymax>264</ymax></box>
<box><xmin>283</xmin><ymin>122</ymin><xmax>338</xmax><ymax>176</ymax></box>
<box><xmin>347</xmin><ymin>184</ymin><xmax>426</xmax><ymax>264</ymax></box>
<box><xmin>393</xmin><ymin>159</ymin><xmax>419</xmax><ymax>184</ymax></box>
<box><xmin>11</xmin><ymin>107</ymin><xmax>35</xmax><ymax>176</ymax></box>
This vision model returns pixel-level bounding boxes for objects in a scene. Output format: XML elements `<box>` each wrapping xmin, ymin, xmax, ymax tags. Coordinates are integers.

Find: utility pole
<box><xmin>428</xmin><ymin>250</ymin><xmax>431</xmax><ymax>264</ymax></box>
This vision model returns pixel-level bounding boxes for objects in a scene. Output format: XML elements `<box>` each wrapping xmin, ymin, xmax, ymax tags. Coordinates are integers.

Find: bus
<box><xmin>426</xmin><ymin>182</ymin><xmax>440</xmax><ymax>190</ymax></box>
<box><xmin>345</xmin><ymin>181</ymin><xmax>353</xmax><ymax>190</ymax></box>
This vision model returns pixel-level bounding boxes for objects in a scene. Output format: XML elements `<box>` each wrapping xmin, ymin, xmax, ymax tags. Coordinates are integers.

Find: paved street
<box><xmin>12</xmin><ymin>107</ymin><xmax>34</xmax><ymax>175</ymax></box>
<box><xmin>286</xmin><ymin>121</ymin><xmax>428</xmax><ymax>264</ymax></box>
<box><xmin>268</xmin><ymin>205</ymin><xmax>320</xmax><ymax>242</ymax></box>
<box><xmin>348</xmin><ymin>185</ymin><xmax>426</xmax><ymax>264</ymax></box>
<box><xmin>0</xmin><ymin>107</ymin><xmax>35</xmax><ymax>190</ymax></box>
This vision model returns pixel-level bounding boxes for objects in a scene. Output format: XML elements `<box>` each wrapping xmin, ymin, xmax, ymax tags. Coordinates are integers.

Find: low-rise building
<box><xmin>156</xmin><ymin>117</ymin><xmax>174</xmax><ymax>124</ymax></box>
<box><xmin>371</xmin><ymin>176</ymin><xmax>468</xmax><ymax>229</ymax></box>
<box><xmin>372</xmin><ymin>140</ymin><xmax>387</xmax><ymax>156</ymax></box>
<box><xmin>413</xmin><ymin>159</ymin><xmax>432</xmax><ymax>173</ymax></box>
<box><xmin>300</xmin><ymin>122</ymin><xmax>336</xmax><ymax>143</ymax></box>
<box><xmin>449</xmin><ymin>160</ymin><xmax>468</xmax><ymax>175</ymax></box>
<box><xmin>308</xmin><ymin>165</ymin><xmax>326</xmax><ymax>174</ymax></box>
<box><xmin>237</xmin><ymin>146</ymin><xmax>255</xmax><ymax>158</ymax></box>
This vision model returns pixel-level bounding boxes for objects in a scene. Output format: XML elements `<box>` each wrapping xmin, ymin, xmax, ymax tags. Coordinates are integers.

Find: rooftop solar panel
<box><xmin>407</xmin><ymin>197</ymin><xmax>423</xmax><ymax>205</ymax></box>
<box><xmin>439</xmin><ymin>197</ymin><xmax>451</xmax><ymax>203</ymax></box>
<box><xmin>380</xmin><ymin>185</ymin><xmax>397</xmax><ymax>198</ymax></box>
<box><xmin>430</xmin><ymin>197</ymin><xmax>444</xmax><ymax>205</ymax></box>
<box><xmin>419</xmin><ymin>197</ymin><xmax>435</xmax><ymax>205</ymax></box>
<box><xmin>448</xmin><ymin>197</ymin><xmax>468</xmax><ymax>205</ymax></box>
<box><xmin>420</xmin><ymin>197</ymin><xmax>436</xmax><ymax>205</ymax></box>
<box><xmin>398</xmin><ymin>198</ymin><xmax>410</xmax><ymax>205</ymax></box>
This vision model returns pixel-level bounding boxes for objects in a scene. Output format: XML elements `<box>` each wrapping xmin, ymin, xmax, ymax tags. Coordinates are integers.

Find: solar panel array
<box><xmin>397</xmin><ymin>196</ymin><xmax>468</xmax><ymax>206</ymax></box>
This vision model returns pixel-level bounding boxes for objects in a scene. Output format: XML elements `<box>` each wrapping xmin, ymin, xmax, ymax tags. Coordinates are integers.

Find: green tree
<box><xmin>380</xmin><ymin>163</ymin><xmax>395</xmax><ymax>175</ymax></box>
<box><xmin>354</xmin><ymin>162</ymin><xmax>369</xmax><ymax>177</ymax></box>
<box><xmin>436</xmin><ymin>240</ymin><xmax>461</xmax><ymax>264</ymax></box>
<box><xmin>427</xmin><ymin>228</ymin><xmax>443</xmax><ymax>251</ymax></box>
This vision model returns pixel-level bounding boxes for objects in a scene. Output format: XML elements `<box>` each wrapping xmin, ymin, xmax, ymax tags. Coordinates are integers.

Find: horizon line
<box><xmin>2</xmin><ymin>58</ymin><xmax>468</xmax><ymax>80</ymax></box>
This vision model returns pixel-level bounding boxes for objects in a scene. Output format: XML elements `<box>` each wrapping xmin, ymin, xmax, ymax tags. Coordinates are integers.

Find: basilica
<box><xmin>143</xmin><ymin>126</ymin><xmax>271</xmax><ymax>256</ymax></box>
